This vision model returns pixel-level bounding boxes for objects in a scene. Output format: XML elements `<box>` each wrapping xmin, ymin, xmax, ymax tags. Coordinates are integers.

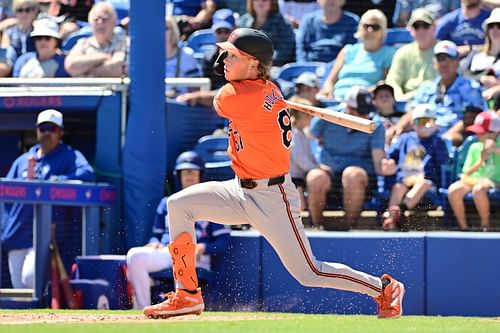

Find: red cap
<box><xmin>466</xmin><ymin>111</ymin><xmax>500</xmax><ymax>134</ymax></box>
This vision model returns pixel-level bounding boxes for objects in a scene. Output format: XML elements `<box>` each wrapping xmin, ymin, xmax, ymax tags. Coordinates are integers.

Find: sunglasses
<box><xmin>414</xmin><ymin>118</ymin><xmax>434</xmax><ymax>127</ymax></box>
<box><xmin>362</xmin><ymin>23</ymin><xmax>381</xmax><ymax>31</ymax></box>
<box><xmin>436</xmin><ymin>54</ymin><xmax>454</xmax><ymax>62</ymax></box>
<box><xmin>413</xmin><ymin>22</ymin><xmax>431</xmax><ymax>30</ymax></box>
<box><xmin>93</xmin><ymin>15</ymin><xmax>111</xmax><ymax>22</ymax></box>
<box><xmin>488</xmin><ymin>22</ymin><xmax>500</xmax><ymax>29</ymax></box>
<box><xmin>16</xmin><ymin>6</ymin><xmax>35</xmax><ymax>13</ymax></box>
<box><xmin>215</xmin><ymin>28</ymin><xmax>231</xmax><ymax>34</ymax></box>
<box><xmin>37</xmin><ymin>123</ymin><xmax>58</xmax><ymax>133</ymax></box>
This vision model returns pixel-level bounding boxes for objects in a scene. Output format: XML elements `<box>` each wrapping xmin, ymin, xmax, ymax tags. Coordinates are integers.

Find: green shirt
<box><xmin>462</xmin><ymin>138</ymin><xmax>500</xmax><ymax>183</ymax></box>
<box><xmin>385</xmin><ymin>41</ymin><xmax>438</xmax><ymax>100</ymax></box>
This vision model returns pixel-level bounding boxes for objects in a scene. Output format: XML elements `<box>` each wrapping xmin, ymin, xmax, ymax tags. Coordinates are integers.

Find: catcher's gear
<box><xmin>168</xmin><ymin>232</ymin><xmax>198</xmax><ymax>290</ymax></box>
<box><xmin>213</xmin><ymin>50</ymin><xmax>227</xmax><ymax>76</ymax></box>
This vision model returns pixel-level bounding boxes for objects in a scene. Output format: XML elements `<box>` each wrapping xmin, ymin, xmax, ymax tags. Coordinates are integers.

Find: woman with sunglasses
<box><xmin>1</xmin><ymin>0</ymin><xmax>39</xmax><ymax>57</ymax></box>
<box><xmin>318</xmin><ymin>9</ymin><xmax>396</xmax><ymax>100</ymax></box>
<box><xmin>461</xmin><ymin>8</ymin><xmax>500</xmax><ymax>90</ymax></box>
<box><xmin>13</xmin><ymin>19</ymin><xmax>69</xmax><ymax>77</ymax></box>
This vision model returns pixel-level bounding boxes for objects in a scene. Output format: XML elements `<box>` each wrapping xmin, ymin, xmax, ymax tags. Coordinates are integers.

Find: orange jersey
<box><xmin>214</xmin><ymin>79</ymin><xmax>291</xmax><ymax>179</ymax></box>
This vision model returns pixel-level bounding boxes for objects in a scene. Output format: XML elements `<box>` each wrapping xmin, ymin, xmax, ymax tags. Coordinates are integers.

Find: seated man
<box><xmin>1</xmin><ymin>109</ymin><xmax>95</xmax><ymax>289</ymax></box>
<box><xmin>307</xmin><ymin>86</ymin><xmax>394</xmax><ymax>228</ymax></box>
<box><xmin>126</xmin><ymin>151</ymin><xmax>231</xmax><ymax>309</ymax></box>
<box><xmin>64</xmin><ymin>2</ymin><xmax>128</xmax><ymax>77</ymax></box>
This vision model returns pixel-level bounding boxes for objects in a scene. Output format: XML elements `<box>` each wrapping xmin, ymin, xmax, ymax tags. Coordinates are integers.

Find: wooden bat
<box><xmin>50</xmin><ymin>243</ymin><xmax>61</xmax><ymax>309</ymax></box>
<box><xmin>51</xmin><ymin>225</ymin><xmax>79</xmax><ymax>309</ymax></box>
<box><xmin>285</xmin><ymin>100</ymin><xmax>376</xmax><ymax>134</ymax></box>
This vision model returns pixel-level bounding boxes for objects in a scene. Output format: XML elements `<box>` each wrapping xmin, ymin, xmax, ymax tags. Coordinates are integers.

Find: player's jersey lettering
<box><xmin>263</xmin><ymin>88</ymin><xmax>282</xmax><ymax>112</ymax></box>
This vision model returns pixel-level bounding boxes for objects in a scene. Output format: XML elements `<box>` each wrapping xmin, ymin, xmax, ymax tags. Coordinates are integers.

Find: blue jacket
<box><xmin>1</xmin><ymin>143</ymin><xmax>95</xmax><ymax>250</ymax></box>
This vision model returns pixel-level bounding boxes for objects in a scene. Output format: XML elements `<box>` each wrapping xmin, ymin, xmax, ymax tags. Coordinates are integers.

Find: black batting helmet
<box><xmin>216</xmin><ymin>28</ymin><xmax>274</xmax><ymax>66</ymax></box>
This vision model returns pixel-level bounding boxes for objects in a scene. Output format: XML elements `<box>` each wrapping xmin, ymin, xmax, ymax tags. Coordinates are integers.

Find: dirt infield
<box><xmin>0</xmin><ymin>312</ymin><xmax>282</xmax><ymax>325</ymax></box>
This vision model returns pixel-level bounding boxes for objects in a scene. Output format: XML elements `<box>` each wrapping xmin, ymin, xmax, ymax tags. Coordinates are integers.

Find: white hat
<box><xmin>483</xmin><ymin>8</ymin><xmax>500</xmax><ymax>30</ymax></box>
<box><xmin>31</xmin><ymin>19</ymin><xmax>60</xmax><ymax>39</ymax></box>
<box><xmin>434</xmin><ymin>40</ymin><xmax>459</xmax><ymax>59</ymax></box>
<box><xmin>412</xmin><ymin>104</ymin><xmax>436</xmax><ymax>120</ymax></box>
<box><xmin>295</xmin><ymin>72</ymin><xmax>320</xmax><ymax>88</ymax></box>
<box><xmin>37</xmin><ymin>109</ymin><xmax>63</xmax><ymax>128</ymax></box>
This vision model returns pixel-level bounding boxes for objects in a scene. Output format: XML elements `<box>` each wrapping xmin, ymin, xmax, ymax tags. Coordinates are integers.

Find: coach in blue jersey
<box><xmin>1</xmin><ymin>109</ymin><xmax>95</xmax><ymax>289</ymax></box>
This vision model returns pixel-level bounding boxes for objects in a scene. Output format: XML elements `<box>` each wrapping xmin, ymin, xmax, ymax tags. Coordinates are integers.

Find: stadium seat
<box><xmin>274</xmin><ymin>61</ymin><xmax>327</xmax><ymax>82</ymax></box>
<box><xmin>187</xmin><ymin>29</ymin><xmax>216</xmax><ymax>55</ymax></box>
<box><xmin>193</xmin><ymin>134</ymin><xmax>234</xmax><ymax>181</ymax></box>
<box><xmin>385</xmin><ymin>28</ymin><xmax>414</xmax><ymax>48</ymax></box>
<box><xmin>61</xmin><ymin>27</ymin><xmax>92</xmax><ymax>53</ymax></box>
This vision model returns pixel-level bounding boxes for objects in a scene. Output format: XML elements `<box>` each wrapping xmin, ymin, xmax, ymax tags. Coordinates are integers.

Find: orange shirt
<box><xmin>214</xmin><ymin>79</ymin><xmax>291</xmax><ymax>179</ymax></box>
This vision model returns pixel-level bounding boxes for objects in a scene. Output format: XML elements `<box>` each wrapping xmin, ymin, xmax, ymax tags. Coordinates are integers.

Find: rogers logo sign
<box><xmin>99</xmin><ymin>189</ymin><xmax>117</xmax><ymax>202</ymax></box>
<box><xmin>50</xmin><ymin>187</ymin><xmax>77</xmax><ymax>200</ymax></box>
<box><xmin>0</xmin><ymin>184</ymin><xmax>27</xmax><ymax>198</ymax></box>
<box><xmin>3</xmin><ymin>96</ymin><xmax>63</xmax><ymax>108</ymax></box>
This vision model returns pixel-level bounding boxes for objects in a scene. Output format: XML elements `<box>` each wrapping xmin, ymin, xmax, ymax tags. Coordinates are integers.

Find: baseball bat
<box><xmin>50</xmin><ymin>243</ymin><xmax>61</xmax><ymax>309</ymax></box>
<box><xmin>51</xmin><ymin>225</ymin><xmax>79</xmax><ymax>309</ymax></box>
<box><xmin>285</xmin><ymin>100</ymin><xmax>376</xmax><ymax>134</ymax></box>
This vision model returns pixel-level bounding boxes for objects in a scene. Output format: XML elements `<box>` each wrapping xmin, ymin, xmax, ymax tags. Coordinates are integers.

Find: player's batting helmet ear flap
<box><xmin>213</xmin><ymin>50</ymin><xmax>228</xmax><ymax>76</ymax></box>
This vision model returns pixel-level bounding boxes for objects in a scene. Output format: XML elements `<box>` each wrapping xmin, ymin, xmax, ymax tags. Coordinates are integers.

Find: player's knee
<box><xmin>126</xmin><ymin>247</ymin><xmax>147</xmax><ymax>272</ymax></box>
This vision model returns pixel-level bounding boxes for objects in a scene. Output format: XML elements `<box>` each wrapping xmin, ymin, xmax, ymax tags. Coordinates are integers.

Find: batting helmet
<box><xmin>216</xmin><ymin>28</ymin><xmax>274</xmax><ymax>66</ymax></box>
<box><xmin>174</xmin><ymin>151</ymin><xmax>205</xmax><ymax>173</ymax></box>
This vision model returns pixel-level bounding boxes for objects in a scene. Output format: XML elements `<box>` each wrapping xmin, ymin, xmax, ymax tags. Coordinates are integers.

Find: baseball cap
<box><xmin>345</xmin><ymin>86</ymin><xmax>375</xmax><ymax>115</ymax></box>
<box><xmin>295</xmin><ymin>72</ymin><xmax>320</xmax><ymax>88</ymax></box>
<box><xmin>412</xmin><ymin>104</ymin><xmax>436</xmax><ymax>121</ymax></box>
<box><xmin>31</xmin><ymin>19</ymin><xmax>60</xmax><ymax>39</ymax></box>
<box><xmin>36</xmin><ymin>109</ymin><xmax>63</xmax><ymax>128</ymax></box>
<box><xmin>483</xmin><ymin>7</ymin><xmax>500</xmax><ymax>30</ymax></box>
<box><xmin>434</xmin><ymin>40</ymin><xmax>459</xmax><ymax>59</ymax></box>
<box><xmin>407</xmin><ymin>8</ymin><xmax>434</xmax><ymax>27</ymax></box>
<box><xmin>211</xmin><ymin>8</ymin><xmax>235</xmax><ymax>32</ymax></box>
<box><xmin>372</xmin><ymin>81</ymin><xmax>394</xmax><ymax>97</ymax></box>
<box><xmin>466</xmin><ymin>111</ymin><xmax>500</xmax><ymax>134</ymax></box>
<box><xmin>216</xmin><ymin>28</ymin><xmax>274</xmax><ymax>66</ymax></box>
<box><xmin>175</xmin><ymin>151</ymin><xmax>204</xmax><ymax>171</ymax></box>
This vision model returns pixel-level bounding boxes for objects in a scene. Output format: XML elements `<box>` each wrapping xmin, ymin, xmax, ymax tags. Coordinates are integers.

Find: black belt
<box><xmin>239</xmin><ymin>175</ymin><xmax>285</xmax><ymax>189</ymax></box>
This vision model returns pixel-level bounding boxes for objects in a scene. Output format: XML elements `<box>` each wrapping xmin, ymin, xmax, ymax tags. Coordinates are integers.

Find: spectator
<box><xmin>13</xmin><ymin>19</ymin><xmax>69</xmax><ymax>77</ymax></box>
<box><xmin>165</xmin><ymin>15</ymin><xmax>201</xmax><ymax>98</ymax></box>
<box><xmin>288</xmin><ymin>96</ymin><xmax>323</xmax><ymax>211</ymax></box>
<box><xmin>278</xmin><ymin>0</ymin><xmax>320</xmax><ymax>28</ymax></box>
<box><xmin>46</xmin><ymin>0</ymin><xmax>94</xmax><ymax>40</ymax></box>
<box><xmin>381</xmin><ymin>104</ymin><xmax>449</xmax><ymax>230</ymax></box>
<box><xmin>436</xmin><ymin>0</ymin><xmax>490</xmax><ymax>57</ymax></box>
<box><xmin>447</xmin><ymin>111</ymin><xmax>500</xmax><ymax>231</ymax></box>
<box><xmin>172</xmin><ymin>0</ymin><xmax>217</xmax><ymax>41</ymax></box>
<box><xmin>443</xmin><ymin>105</ymin><xmax>483</xmax><ymax>147</ymax></box>
<box><xmin>461</xmin><ymin>8</ymin><xmax>500</xmax><ymax>88</ymax></box>
<box><xmin>343</xmin><ymin>0</ymin><xmax>398</xmax><ymax>28</ymax></box>
<box><xmin>292</xmin><ymin>71</ymin><xmax>322</xmax><ymax>106</ymax></box>
<box><xmin>175</xmin><ymin>8</ymin><xmax>235</xmax><ymax>107</ymax></box>
<box><xmin>126</xmin><ymin>150</ymin><xmax>231</xmax><ymax>309</ymax></box>
<box><xmin>296</xmin><ymin>0</ymin><xmax>358</xmax><ymax>63</ymax></box>
<box><xmin>394</xmin><ymin>0</ymin><xmax>461</xmax><ymax>27</ymax></box>
<box><xmin>64</xmin><ymin>1</ymin><xmax>127</xmax><ymax>77</ymax></box>
<box><xmin>307</xmin><ymin>86</ymin><xmax>392</xmax><ymax>228</ymax></box>
<box><xmin>392</xmin><ymin>40</ymin><xmax>486</xmax><ymax>139</ymax></box>
<box><xmin>371</xmin><ymin>81</ymin><xmax>407</xmax><ymax>145</ymax></box>
<box><xmin>1</xmin><ymin>0</ymin><xmax>39</xmax><ymax>57</ymax></box>
<box><xmin>1</xmin><ymin>109</ymin><xmax>95</xmax><ymax>289</ymax></box>
<box><xmin>217</xmin><ymin>0</ymin><xmax>247</xmax><ymax>16</ymax></box>
<box><xmin>385</xmin><ymin>8</ymin><xmax>438</xmax><ymax>101</ymax></box>
<box><xmin>0</xmin><ymin>46</ymin><xmax>17</xmax><ymax>76</ymax></box>
<box><xmin>238</xmin><ymin>0</ymin><xmax>296</xmax><ymax>66</ymax></box>
<box><xmin>319</xmin><ymin>9</ymin><xmax>396</xmax><ymax>100</ymax></box>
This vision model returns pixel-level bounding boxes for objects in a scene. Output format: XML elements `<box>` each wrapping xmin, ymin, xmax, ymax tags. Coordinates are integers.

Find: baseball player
<box><xmin>143</xmin><ymin>28</ymin><xmax>405</xmax><ymax>319</ymax></box>
<box><xmin>127</xmin><ymin>151</ymin><xmax>231</xmax><ymax>309</ymax></box>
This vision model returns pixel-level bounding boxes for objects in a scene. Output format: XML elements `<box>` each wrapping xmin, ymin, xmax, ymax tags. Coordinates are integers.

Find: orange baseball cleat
<box><xmin>143</xmin><ymin>288</ymin><xmax>204</xmax><ymax>319</ymax></box>
<box><xmin>374</xmin><ymin>274</ymin><xmax>405</xmax><ymax>319</ymax></box>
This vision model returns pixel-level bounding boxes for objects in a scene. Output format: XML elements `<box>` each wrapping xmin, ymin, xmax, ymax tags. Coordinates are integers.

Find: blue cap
<box><xmin>211</xmin><ymin>8</ymin><xmax>235</xmax><ymax>31</ymax></box>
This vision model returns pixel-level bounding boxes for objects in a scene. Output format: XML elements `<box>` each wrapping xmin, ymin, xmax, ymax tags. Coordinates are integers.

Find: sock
<box><xmin>182</xmin><ymin>288</ymin><xmax>199</xmax><ymax>294</ymax></box>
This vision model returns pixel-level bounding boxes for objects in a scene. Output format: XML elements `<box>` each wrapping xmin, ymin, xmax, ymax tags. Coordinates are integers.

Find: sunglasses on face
<box><xmin>488</xmin><ymin>22</ymin><xmax>500</xmax><ymax>29</ymax></box>
<box><xmin>37</xmin><ymin>123</ymin><xmax>58</xmax><ymax>133</ymax></box>
<box><xmin>414</xmin><ymin>118</ymin><xmax>434</xmax><ymax>127</ymax></box>
<box><xmin>215</xmin><ymin>28</ymin><xmax>231</xmax><ymax>34</ymax></box>
<box><xmin>413</xmin><ymin>22</ymin><xmax>431</xmax><ymax>30</ymax></box>
<box><xmin>362</xmin><ymin>23</ymin><xmax>381</xmax><ymax>31</ymax></box>
<box><xmin>436</xmin><ymin>54</ymin><xmax>454</xmax><ymax>62</ymax></box>
<box><xmin>93</xmin><ymin>15</ymin><xmax>111</xmax><ymax>23</ymax></box>
<box><xmin>16</xmin><ymin>6</ymin><xmax>35</xmax><ymax>13</ymax></box>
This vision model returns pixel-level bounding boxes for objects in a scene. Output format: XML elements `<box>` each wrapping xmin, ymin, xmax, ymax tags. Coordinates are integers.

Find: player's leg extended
<box><xmin>245</xmin><ymin>175</ymin><xmax>404</xmax><ymax>317</ymax></box>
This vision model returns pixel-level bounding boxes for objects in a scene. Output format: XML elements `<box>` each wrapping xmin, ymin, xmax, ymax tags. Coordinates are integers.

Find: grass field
<box><xmin>1</xmin><ymin>310</ymin><xmax>499</xmax><ymax>333</ymax></box>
